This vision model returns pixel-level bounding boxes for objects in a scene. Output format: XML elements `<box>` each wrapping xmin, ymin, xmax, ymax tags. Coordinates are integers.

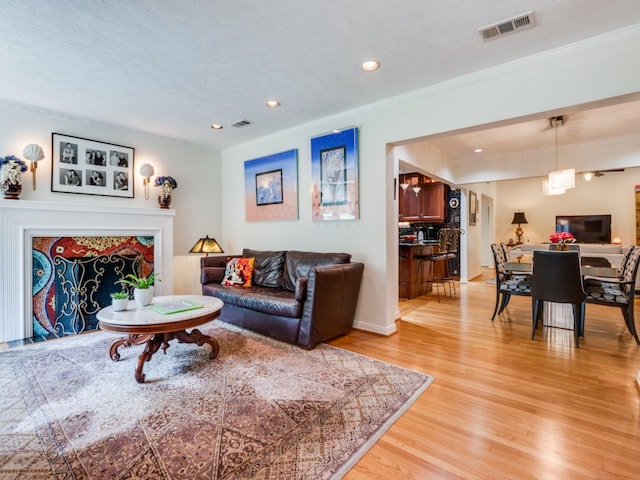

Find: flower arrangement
<box><xmin>1</xmin><ymin>155</ymin><xmax>28</xmax><ymax>185</ymax></box>
<box><xmin>549</xmin><ymin>231</ymin><xmax>576</xmax><ymax>244</ymax></box>
<box><xmin>154</xmin><ymin>176</ymin><xmax>178</xmax><ymax>190</ymax></box>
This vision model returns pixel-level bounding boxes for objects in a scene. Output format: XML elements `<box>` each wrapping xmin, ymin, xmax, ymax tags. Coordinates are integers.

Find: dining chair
<box><xmin>490</xmin><ymin>243</ymin><xmax>532</xmax><ymax>321</ymax></box>
<box><xmin>584</xmin><ymin>245</ymin><xmax>640</xmax><ymax>344</ymax></box>
<box><xmin>531</xmin><ymin>250</ymin><xmax>586</xmax><ymax>347</ymax></box>
<box><xmin>499</xmin><ymin>242</ymin><xmax>510</xmax><ymax>261</ymax></box>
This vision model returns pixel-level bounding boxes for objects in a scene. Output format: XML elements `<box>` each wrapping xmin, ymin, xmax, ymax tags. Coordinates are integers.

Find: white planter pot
<box><xmin>112</xmin><ymin>298</ymin><xmax>129</xmax><ymax>311</ymax></box>
<box><xmin>134</xmin><ymin>287</ymin><xmax>153</xmax><ymax>306</ymax></box>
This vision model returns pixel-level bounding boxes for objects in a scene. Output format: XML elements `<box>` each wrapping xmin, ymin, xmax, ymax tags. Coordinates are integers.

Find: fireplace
<box><xmin>0</xmin><ymin>200</ymin><xmax>175</xmax><ymax>343</ymax></box>
<box><xmin>34</xmin><ymin>237</ymin><xmax>153</xmax><ymax>337</ymax></box>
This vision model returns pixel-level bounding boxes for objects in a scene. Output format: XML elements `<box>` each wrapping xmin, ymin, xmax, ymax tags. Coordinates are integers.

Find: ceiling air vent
<box><xmin>231</xmin><ymin>119</ymin><xmax>252</xmax><ymax>128</ymax></box>
<box><xmin>478</xmin><ymin>11</ymin><xmax>535</xmax><ymax>42</ymax></box>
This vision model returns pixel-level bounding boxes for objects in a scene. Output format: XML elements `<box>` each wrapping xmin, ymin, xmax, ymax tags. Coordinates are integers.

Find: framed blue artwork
<box><xmin>244</xmin><ymin>149</ymin><xmax>298</xmax><ymax>222</ymax></box>
<box><xmin>310</xmin><ymin>127</ymin><xmax>359</xmax><ymax>221</ymax></box>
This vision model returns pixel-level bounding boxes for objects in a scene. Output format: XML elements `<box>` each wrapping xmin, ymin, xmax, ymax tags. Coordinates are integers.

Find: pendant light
<box><xmin>544</xmin><ymin>115</ymin><xmax>575</xmax><ymax>195</ymax></box>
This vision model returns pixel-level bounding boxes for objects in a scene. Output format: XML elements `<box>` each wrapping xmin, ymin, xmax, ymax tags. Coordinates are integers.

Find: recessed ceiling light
<box><xmin>210</xmin><ymin>124</ymin><xmax>223</xmax><ymax>130</ymax></box>
<box><xmin>266</xmin><ymin>100</ymin><xmax>281</xmax><ymax>108</ymax></box>
<box><xmin>474</xmin><ymin>148</ymin><xmax>484</xmax><ymax>153</ymax></box>
<box><xmin>361</xmin><ymin>60</ymin><xmax>380</xmax><ymax>72</ymax></box>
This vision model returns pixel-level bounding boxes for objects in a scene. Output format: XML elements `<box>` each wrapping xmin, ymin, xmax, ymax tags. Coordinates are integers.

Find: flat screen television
<box><xmin>555</xmin><ymin>215</ymin><xmax>612</xmax><ymax>244</ymax></box>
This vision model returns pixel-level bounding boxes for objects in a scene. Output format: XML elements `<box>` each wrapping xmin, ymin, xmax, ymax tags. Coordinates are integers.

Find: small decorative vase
<box><xmin>559</xmin><ymin>243</ymin><xmax>568</xmax><ymax>251</ymax></box>
<box><xmin>1</xmin><ymin>162</ymin><xmax>23</xmax><ymax>199</ymax></box>
<box><xmin>158</xmin><ymin>191</ymin><xmax>172</xmax><ymax>209</ymax></box>
<box><xmin>112</xmin><ymin>298</ymin><xmax>129</xmax><ymax>312</ymax></box>
<box><xmin>134</xmin><ymin>287</ymin><xmax>154</xmax><ymax>306</ymax></box>
<box><xmin>2</xmin><ymin>179</ymin><xmax>22</xmax><ymax>199</ymax></box>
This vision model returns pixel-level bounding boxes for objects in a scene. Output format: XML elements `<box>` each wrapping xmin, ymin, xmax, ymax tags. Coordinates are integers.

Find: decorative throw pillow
<box><xmin>242</xmin><ymin>249</ymin><xmax>286</xmax><ymax>288</ymax></box>
<box><xmin>221</xmin><ymin>257</ymin><xmax>255</xmax><ymax>287</ymax></box>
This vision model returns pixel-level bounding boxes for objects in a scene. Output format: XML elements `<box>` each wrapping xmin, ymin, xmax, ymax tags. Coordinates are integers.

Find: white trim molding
<box><xmin>0</xmin><ymin>200</ymin><xmax>175</xmax><ymax>343</ymax></box>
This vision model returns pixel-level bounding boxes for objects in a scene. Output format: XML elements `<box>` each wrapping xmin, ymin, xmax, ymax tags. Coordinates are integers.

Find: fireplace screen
<box><xmin>32</xmin><ymin>236</ymin><xmax>154</xmax><ymax>339</ymax></box>
<box><xmin>54</xmin><ymin>255</ymin><xmax>141</xmax><ymax>335</ymax></box>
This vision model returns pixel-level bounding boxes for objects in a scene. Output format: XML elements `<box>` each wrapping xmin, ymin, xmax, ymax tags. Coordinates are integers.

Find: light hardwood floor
<box><xmin>329</xmin><ymin>269</ymin><xmax>640</xmax><ymax>480</ymax></box>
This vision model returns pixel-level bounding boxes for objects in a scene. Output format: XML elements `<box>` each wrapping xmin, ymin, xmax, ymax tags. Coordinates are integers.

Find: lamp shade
<box><xmin>511</xmin><ymin>212</ymin><xmax>528</xmax><ymax>225</ymax></box>
<box><xmin>189</xmin><ymin>236</ymin><xmax>224</xmax><ymax>255</ymax></box>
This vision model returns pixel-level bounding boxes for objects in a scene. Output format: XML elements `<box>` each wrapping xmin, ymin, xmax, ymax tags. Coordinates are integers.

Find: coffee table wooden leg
<box><xmin>109</xmin><ymin>334</ymin><xmax>151</xmax><ymax>361</ymax></box>
<box><xmin>174</xmin><ymin>328</ymin><xmax>220</xmax><ymax>359</ymax></box>
<box><xmin>135</xmin><ymin>334</ymin><xmax>164</xmax><ymax>383</ymax></box>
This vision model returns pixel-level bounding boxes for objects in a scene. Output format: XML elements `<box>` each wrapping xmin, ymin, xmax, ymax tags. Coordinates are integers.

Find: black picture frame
<box><xmin>51</xmin><ymin>133</ymin><xmax>134</xmax><ymax>198</ymax></box>
<box><xmin>469</xmin><ymin>190</ymin><xmax>477</xmax><ymax>226</ymax></box>
<box><xmin>255</xmin><ymin>168</ymin><xmax>284</xmax><ymax>206</ymax></box>
<box><xmin>320</xmin><ymin>145</ymin><xmax>347</xmax><ymax>207</ymax></box>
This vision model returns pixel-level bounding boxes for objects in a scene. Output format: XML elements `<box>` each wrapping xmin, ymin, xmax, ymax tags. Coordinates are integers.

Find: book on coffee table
<box><xmin>147</xmin><ymin>300</ymin><xmax>204</xmax><ymax>315</ymax></box>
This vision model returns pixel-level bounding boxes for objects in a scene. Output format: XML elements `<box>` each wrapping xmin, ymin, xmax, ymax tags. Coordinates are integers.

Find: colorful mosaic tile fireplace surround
<box><xmin>32</xmin><ymin>236</ymin><xmax>154</xmax><ymax>339</ymax></box>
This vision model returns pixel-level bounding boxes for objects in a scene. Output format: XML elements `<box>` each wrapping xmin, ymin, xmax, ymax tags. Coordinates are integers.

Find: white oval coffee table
<box><xmin>97</xmin><ymin>295</ymin><xmax>223</xmax><ymax>383</ymax></box>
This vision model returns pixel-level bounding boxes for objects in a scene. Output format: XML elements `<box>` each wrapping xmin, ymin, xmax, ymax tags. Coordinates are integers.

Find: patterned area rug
<box><xmin>0</xmin><ymin>321</ymin><xmax>433</xmax><ymax>479</ymax></box>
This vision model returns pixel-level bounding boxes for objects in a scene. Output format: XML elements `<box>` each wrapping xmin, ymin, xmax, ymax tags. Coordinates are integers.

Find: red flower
<box><xmin>549</xmin><ymin>232</ymin><xmax>576</xmax><ymax>243</ymax></box>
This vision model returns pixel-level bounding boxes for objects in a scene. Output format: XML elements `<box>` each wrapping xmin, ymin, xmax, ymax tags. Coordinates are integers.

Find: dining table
<box><xmin>504</xmin><ymin>253</ymin><xmax>620</xmax><ymax>330</ymax></box>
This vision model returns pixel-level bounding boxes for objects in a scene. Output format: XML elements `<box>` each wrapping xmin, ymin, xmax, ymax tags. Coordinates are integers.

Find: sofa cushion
<box><xmin>222</xmin><ymin>257</ymin><xmax>255</xmax><ymax>287</ymax></box>
<box><xmin>242</xmin><ymin>249</ymin><xmax>286</xmax><ymax>288</ymax></box>
<box><xmin>203</xmin><ymin>284</ymin><xmax>303</xmax><ymax>318</ymax></box>
<box><xmin>282</xmin><ymin>251</ymin><xmax>351</xmax><ymax>291</ymax></box>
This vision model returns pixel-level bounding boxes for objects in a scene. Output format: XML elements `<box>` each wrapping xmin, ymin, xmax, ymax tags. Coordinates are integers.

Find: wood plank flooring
<box><xmin>329</xmin><ymin>269</ymin><xmax>640</xmax><ymax>480</ymax></box>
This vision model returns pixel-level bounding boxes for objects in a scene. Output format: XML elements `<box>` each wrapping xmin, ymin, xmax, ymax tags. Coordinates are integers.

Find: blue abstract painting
<box><xmin>244</xmin><ymin>149</ymin><xmax>298</xmax><ymax>222</ymax></box>
<box><xmin>310</xmin><ymin>127</ymin><xmax>359</xmax><ymax>221</ymax></box>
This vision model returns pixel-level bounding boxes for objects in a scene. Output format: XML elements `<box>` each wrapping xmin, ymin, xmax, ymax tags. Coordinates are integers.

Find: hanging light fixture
<box><xmin>544</xmin><ymin>116</ymin><xmax>575</xmax><ymax>195</ymax></box>
<box><xmin>541</xmin><ymin>178</ymin><xmax>566</xmax><ymax>195</ymax></box>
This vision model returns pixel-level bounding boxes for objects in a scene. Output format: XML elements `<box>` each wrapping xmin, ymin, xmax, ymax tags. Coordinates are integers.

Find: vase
<box><xmin>559</xmin><ymin>243</ymin><xmax>568</xmax><ymax>251</ymax></box>
<box><xmin>134</xmin><ymin>287</ymin><xmax>154</xmax><ymax>306</ymax></box>
<box><xmin>1</xmin><ymin>168</ymin><xmax>22</xmax><ymax>200</ymax></box>
<box><xmin>158</xmin><ymin>191</ymin><xmax>172</xmax><ymax>208</ymax></box>
<box><xmin>112</xmin><ymin>298</ymin><xmax>129</xmax><ymax>311</ymax></box>
<box><xmin>2</xmin><ymin>179</ymin><xmax>22</xmax><ymax>199</ymax></box>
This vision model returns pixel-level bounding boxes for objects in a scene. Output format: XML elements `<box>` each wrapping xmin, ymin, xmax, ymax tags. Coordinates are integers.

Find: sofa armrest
<box><xmin>200</xmin><ymin>255</ymin><xmax>240</xmax><ymax>286</ymax></box>
<box><xmin>297</xmin><ymin>262</ymin><xmax>364</xmax><ymax>349</ymax></box>
<box><xmin>295</xmin><ymin>277</ymin><xmax>308</xmax><ymax>302</ymax></box>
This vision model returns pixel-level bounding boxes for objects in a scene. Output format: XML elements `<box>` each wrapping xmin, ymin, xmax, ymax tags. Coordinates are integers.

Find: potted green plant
<box><xmin>110</xmin><ymin>291</ymin><xmax>130</xmax><ymax>311</ymax></box>
<box><xmin>116</xmin><ymin>273</ymin><xmax>159</xmax><ymax>306</ymax></box>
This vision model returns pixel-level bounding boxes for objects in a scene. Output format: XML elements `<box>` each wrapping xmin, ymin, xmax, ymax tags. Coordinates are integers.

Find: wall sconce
<box><xmin>399</xmin><ymin>182</ymin><xmax>409</xmax><ymax>191</ymax></box>
<box><xmin>139</xmin><ymin>163</ymin><xmax>155</xmax><ymax>199</ymax></box>
<box><xmin>22</xmin><ymin>144</ymin><xmax>45</xmax><ymax>190</ymax></box>
<box><xmin>189</xmin><ymin>235</ymin><xmax>224</xmax><ymax>256</ymax></box>
<box><xmin>411</xmin><ymin>185</ymin><xmax>421</xmax><ymax>196</ymax></box>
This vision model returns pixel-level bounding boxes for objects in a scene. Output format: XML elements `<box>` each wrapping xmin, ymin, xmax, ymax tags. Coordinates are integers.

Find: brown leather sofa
<box><xmin>200</xmin><ymin>249</ymin><xmax>365</xmax><ymax>349</ymax></box>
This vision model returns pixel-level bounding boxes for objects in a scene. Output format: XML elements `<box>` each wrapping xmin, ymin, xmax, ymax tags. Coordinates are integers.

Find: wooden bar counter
<box><xmin>399</xmin><ymin>243</ymin><xmax>439</xmax><ymax>299</ymax></box>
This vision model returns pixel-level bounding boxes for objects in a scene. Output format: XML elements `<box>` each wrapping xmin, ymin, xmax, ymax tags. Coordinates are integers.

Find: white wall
<box><xmin>2</xmin><ymin>26</ymin><xmax>640</xmax><ymax>339</ymax></box>
<box><xmin>495</xmin><ymin>168</ymin><xmax>639</xmax><ymax>246</ymax></box>
<box><xmin>220</xmin><ymin>26</ymin><xmax>640</xmax><ymax>335</ymax></box>
<box><xmin>0</xmin><ymin>101</ymin><xmax>221</xmax><ymax>295</ymax></box>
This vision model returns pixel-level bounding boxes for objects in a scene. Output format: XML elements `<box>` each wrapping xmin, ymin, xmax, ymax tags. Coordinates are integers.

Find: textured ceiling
<box><xmin>3</xmin><ymin>0</ymin><xmax>640</xmax><ymax>151</ymax></box>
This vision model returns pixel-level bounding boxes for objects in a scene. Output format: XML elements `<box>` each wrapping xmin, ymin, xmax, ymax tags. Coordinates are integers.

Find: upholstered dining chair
<box><xmin>531</xmin><ymin>250</ymin><xmax>586</xmax><ymax>347</ymax></box>
<box><xmin>490</xmin><ymin>243</ymin><xmax>532</xmax><ymax>321</ymax></box>
<box><xmin>584</xmin><ymin>245</ymin><xmax>640</xmax><ymax>344</ymax></box>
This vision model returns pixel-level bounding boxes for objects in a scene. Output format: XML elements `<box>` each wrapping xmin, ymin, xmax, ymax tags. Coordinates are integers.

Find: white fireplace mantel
<box><xmin>0</xmin><ymin>200</ymin><xmax>175</xmax><ymax>343</ymax></box>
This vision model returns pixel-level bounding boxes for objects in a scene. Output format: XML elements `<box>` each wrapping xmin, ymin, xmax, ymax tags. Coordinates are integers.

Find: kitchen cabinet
<box><xmin>420</xmin><ymin>183</ymin><xmax>446</xmax><ymax>222</ymax></box>
<box><xmin>398</xmin><ymin>174</ymin><xmax>447</xmax><ymax>223</ymax></box>
<box><xmin>399</xmin><ymin>244</ymin><xmax>437</xmax><ymax>299</ymax></box>
<box><xmin>399</xmin><ymin>187</ymin><xmax>421</xmax><ymax>221</ymax></box>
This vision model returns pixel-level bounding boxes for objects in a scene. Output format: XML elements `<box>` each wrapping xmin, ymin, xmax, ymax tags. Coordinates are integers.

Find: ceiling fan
<box><xmin>582</xmin><ymin>168</ymin><xmax>624</xmax><ymax>181</ymax></box>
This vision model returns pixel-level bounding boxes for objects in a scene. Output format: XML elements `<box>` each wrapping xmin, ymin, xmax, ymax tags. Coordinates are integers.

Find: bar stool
<box><xmin>427</xmin><ymin>252</ymin><xmax>450</xmax><ymax>301</ymax></box>
<box><xmin>436</xmin><ymin>228</ymin><xmax>458</xmax><ymax>298</ymax></box>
